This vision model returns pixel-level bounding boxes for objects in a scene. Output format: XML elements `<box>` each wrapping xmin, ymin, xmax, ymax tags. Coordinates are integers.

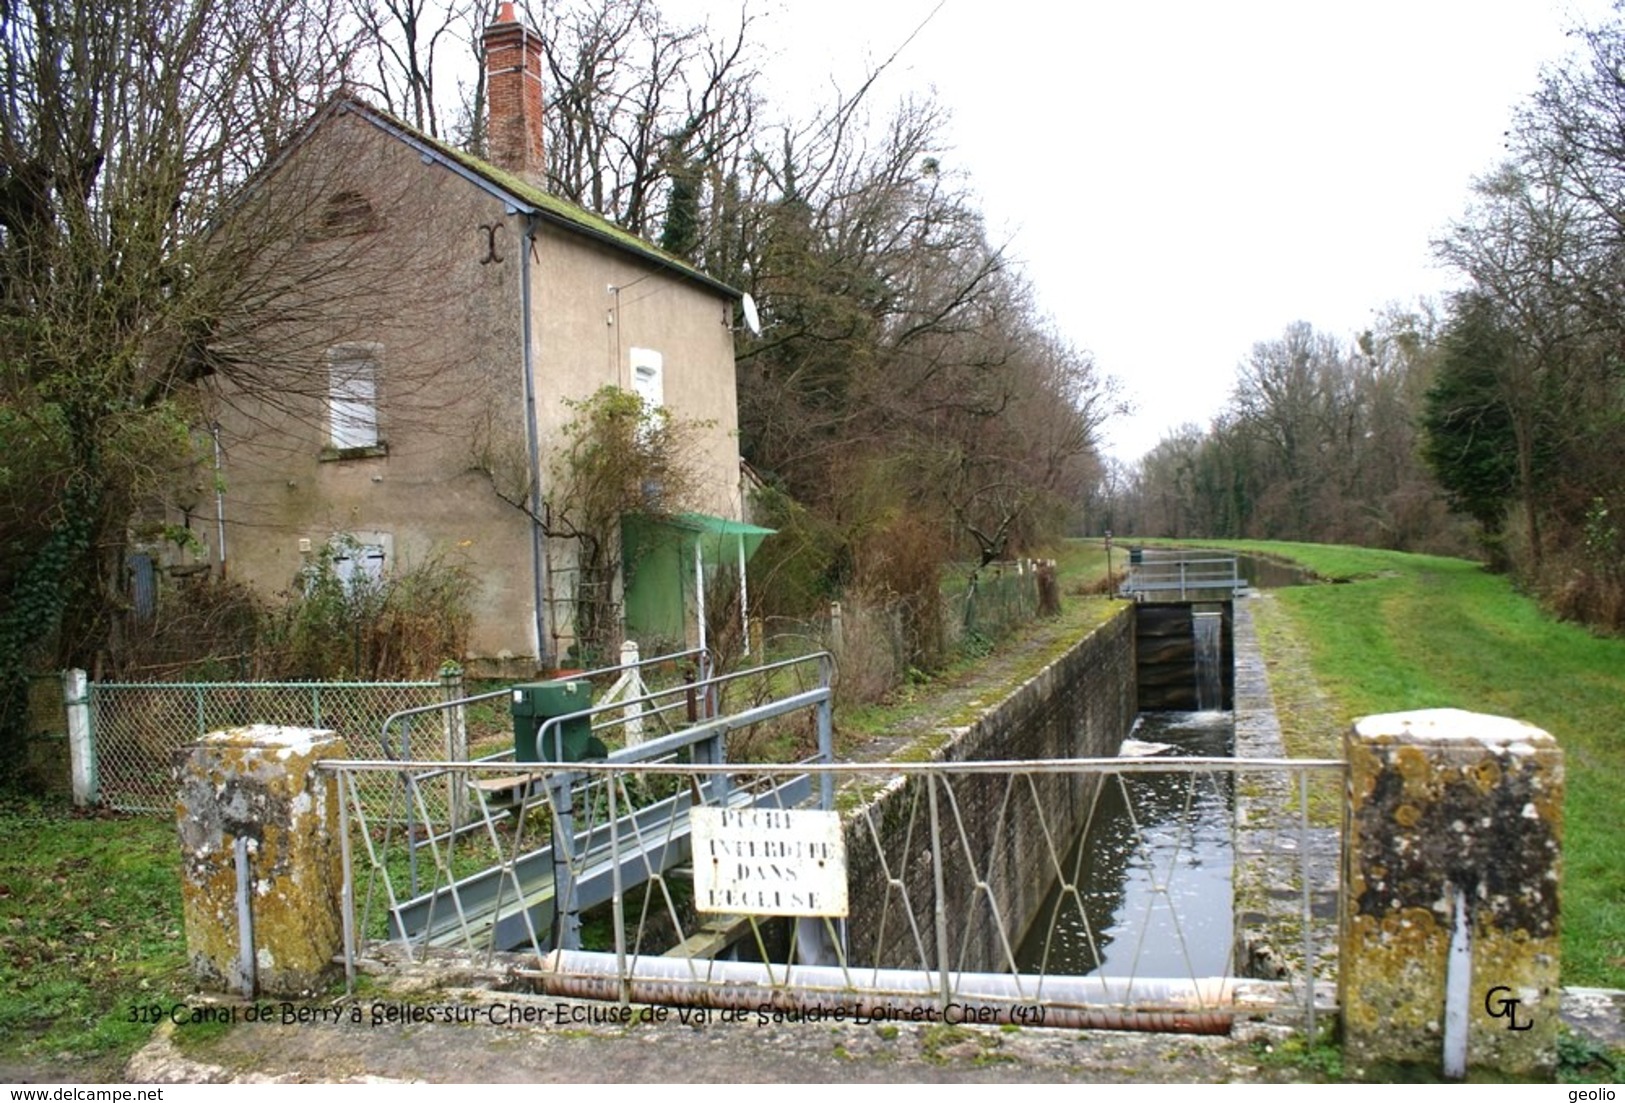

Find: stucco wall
<box><xmin>212</xmin><ymin>105</ymin><xmax>743</xmax><ymax>670</ymax></box>
<box><xmin>842</xmin><ymin>604</ymin><xmax>1138</xmax><ymax>971</ymax></box>
<box><xmin>530</xmin><ymin>224</ymin><xmax>742</xmax><ymax>521</ymax></box>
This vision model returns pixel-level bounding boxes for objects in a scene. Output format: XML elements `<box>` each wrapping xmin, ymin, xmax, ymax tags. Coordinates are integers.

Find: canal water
<box><xmin>1230</xmin><ymin>552</ymin><xmax>1309</xmax><ymax>590</ymax></box>
<box><xmin>1015</xmin><ymin>710</ymin><xmax>1234</xmax><ymax>979</ymax></box>
<box><xmin>1013</xmin><ymin>548</ymin><xmax>1308</xmax><ymax>982</ymax></box>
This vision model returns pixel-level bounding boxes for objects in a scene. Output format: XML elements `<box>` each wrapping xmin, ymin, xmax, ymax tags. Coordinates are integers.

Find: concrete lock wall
<box><xmin>842</xmin><ymin>604</ymin><xmax>1138</xmax><ymax>971</ymax></box>
<box><xmin>1341</xmin><ymin>709</ymin><xmax>1563</xmax><ymax>1079</ymax></box>
<box><xmin>174</xmin><ymin>725</ymin><xmax>346</xmax><ymax>998</ymax></box>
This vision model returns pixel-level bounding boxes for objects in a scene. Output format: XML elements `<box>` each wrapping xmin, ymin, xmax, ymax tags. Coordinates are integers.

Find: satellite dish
<box><xmin>741</xmin><ymin>292</ymin><xmax>762</xmax><ymax>337</ymax></box>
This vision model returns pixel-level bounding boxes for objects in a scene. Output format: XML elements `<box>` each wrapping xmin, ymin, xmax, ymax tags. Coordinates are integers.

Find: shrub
<box><xmin>97</xmin><ymin>546</ymin><xmax>475</xmax><ymax>682</ymax></box>
<box><xmin>259</xmin><ymin>543</ymin><xmax>474</xmax><ymax>680</ymax></box>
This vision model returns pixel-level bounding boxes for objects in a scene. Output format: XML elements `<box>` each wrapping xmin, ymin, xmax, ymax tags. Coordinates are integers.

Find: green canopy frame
<box><xmin>621</xmin><ymin>512</ymin><xmax>775</xmax><ymax>656</ymax></box>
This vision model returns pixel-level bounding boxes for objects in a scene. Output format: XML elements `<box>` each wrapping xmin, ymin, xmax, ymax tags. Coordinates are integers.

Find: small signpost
<box><xmin>691</xmin><ymin>806</ymin><xmax>848</xmax><ymax>917</ymax></box>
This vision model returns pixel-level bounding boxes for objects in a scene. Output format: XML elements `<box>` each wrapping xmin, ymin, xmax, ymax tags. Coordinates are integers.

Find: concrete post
<box><xmin>440</xmin><ymin>663</ymin><xmax>468</xmax><ymax>827</ymax></box>
<box><xmin>63</xmin><ymin>669</ymin><xmax>95</xmax><ymax>806</ymax></box>
<box><xmin>1341</xmin><ymin>708</ymin><xmax>1562</xmax><ymax>1079</ymax></box>
<box><xmin>618</xmin><ymin>640</ymin><xmax>644</xmax><ymax>747</ymax></box>
<box><xmin>174</xmin><ymin>725</ymin><xmax>345</xmax><ymax>997</ymax></box>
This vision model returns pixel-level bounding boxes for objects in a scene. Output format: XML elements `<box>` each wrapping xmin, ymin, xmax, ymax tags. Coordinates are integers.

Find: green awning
<box><xmin>671</xmin><ymin>511</ymin><xmax>776</xmax><ymax>562</ymax></box>
<box><xmin>621</xmin><ymin>513</ymin><xmax>775</xmax><ymax>649</ymax></box>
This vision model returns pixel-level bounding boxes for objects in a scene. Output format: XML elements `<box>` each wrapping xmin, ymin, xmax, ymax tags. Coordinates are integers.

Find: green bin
<box><xmin>511</xmin><ymin>679</ymin><xmax>606</xmax><ymax>762</ymax></box>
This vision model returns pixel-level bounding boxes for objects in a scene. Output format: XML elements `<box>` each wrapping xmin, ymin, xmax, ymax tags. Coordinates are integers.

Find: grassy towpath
<box><xmin>1148</xmin><ymin>538</ymin><xmax>1624</xmax><ymax>990</ymax></box>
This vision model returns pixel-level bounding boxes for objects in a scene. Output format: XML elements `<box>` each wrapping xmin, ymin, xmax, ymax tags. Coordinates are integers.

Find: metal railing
<box><xmin>323</xmin><ymin>753</ymin><xmax>1343</xmax><ymax>1033</ymax></box>
<box><xmin>338</xmin><ymin>651</ymin><xmax>836</xmax><ymax>945</ymax></box>
<box><xmin>1121</xmin><ymin>557</ymin><xmax>1248</xmax><ymax>600</ymax></box>
<box><xmin>374</xmin><ymin>646</ymin><xmax>716</xmax><ymax>766</ymax></box>
<box><xmin>354</xmin><ymin>649</ymin><xmax>831</xmax><ymax>832</ymax></box>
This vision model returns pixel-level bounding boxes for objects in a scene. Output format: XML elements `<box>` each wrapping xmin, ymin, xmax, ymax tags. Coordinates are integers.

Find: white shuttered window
<box><xmin>630</xmin><ymin>347</ymin><xmax>664</xmax><ymax>411</ymax></box>
<box><xmin>328</xmin><ymin>345</ymin><xmax>380</xmax><ymax>450</ymax></box>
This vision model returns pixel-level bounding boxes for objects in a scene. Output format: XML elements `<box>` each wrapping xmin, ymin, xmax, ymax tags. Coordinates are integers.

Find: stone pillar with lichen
<box><xmin>1341</xmin><ymin>709</ymin><xmax>1562</xmax><ymax>1079</ymax></box>
<box><xmin>175</xmin><ymin>725</ymin><xmax>345</xmax><ymax>997</ymax></box>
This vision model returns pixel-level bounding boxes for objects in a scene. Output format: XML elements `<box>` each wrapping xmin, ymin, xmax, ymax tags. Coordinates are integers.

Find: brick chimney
<box><xmin>483</xmin><ymin>1</ymin><xmax>545</xmax><ymax>185</ymax></box>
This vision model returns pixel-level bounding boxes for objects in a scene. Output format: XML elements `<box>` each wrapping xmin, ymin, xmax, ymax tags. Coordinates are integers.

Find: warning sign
<box><xmin>691</xmin><ymin>806</ymin><xmax>848</xmax><ymax>917</ymax></box>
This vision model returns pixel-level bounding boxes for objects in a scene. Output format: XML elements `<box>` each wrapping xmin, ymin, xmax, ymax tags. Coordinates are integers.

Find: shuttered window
<box><xmin>328</xmin><ymin>345</ymin><xmax>380</xmax><ymax>450</ymax></box>
<box><xmin>331</xmin><ymin>541</ymin><xmax>386</xmax><ymax>591</ymax></box>
<box><xmin>630</xmin><ymin>347</ymin><xmax>664</xmax><ymax>411</ymax></box>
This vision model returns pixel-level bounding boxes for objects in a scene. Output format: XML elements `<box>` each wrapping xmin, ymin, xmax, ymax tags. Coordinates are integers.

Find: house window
<box><xmin>330</xmin><ymin>538</ymin><xmax>387</xmax><ymax>592</ymax></box>
<box><xmin>630</xmin><ymin>347</ymin><xmax>664</xmax><ymax>411</ymax></box>
<box><xmin>327</xmin><ymin>344</ymin><xmax>380</xmax><ymax>452</ymax></box>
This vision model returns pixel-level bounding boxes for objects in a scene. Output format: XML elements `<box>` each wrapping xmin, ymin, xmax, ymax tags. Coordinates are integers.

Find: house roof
<box><xmin>323</xmin><ymin>93</ymin><xmax>742</xmax><ymax>302</ymax></box>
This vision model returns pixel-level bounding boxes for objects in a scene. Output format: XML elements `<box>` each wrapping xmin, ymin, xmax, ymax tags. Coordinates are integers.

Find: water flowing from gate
<box><xmin>1193</xmin><ymin>610</ymin><xmax>1224</xmax><ymax>712</ymax></box>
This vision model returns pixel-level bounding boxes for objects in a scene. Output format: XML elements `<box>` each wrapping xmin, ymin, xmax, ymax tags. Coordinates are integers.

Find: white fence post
<box><xmin>64</xmin><ymin>669</ymin><xmax>96</xmax><ymax>806</ymax></box>
<box><xmin>599</xmin><ymin>641</ymin><xmax>647</xmax><ymax>748</ymax></box>
<box><xmin>440</xmin><ymin>663</ymin><xmax>468</xmax><ymax>827</ymax></box>
<box><xmin>620</xmin><ymin>641</ymin><xmax>644</xmax><ymax>747</ymax></box>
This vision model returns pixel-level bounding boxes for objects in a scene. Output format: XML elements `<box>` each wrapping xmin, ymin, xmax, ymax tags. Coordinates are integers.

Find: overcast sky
<box><xmin>667</xmin><ymin>0</ymin><xmax>1610</xmax><ymax>462</ymax></box>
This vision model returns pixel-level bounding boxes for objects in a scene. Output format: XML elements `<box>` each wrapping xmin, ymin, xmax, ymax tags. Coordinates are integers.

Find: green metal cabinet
<box><xmin>510</xmin><ymin>680</ymin><xmax>606</xmax><ymax>762</ymax></box>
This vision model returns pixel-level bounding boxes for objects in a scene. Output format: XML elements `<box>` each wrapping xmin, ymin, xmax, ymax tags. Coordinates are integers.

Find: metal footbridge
<box><xmin>364</xmin><ymin>650</ymin><xmax>833</xmax><ymax>955</ymax></box>
<box><xmin>1120</xmin><ymin>554</ymin><xmax>1247</xmax><ymax>600</ymax></box>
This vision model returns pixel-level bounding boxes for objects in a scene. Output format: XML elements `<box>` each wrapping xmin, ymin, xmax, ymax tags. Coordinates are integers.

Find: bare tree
<box><xmin>0</xmin><ymin>0</ymin><xmax>405</xmax><ymax>767</ymax></box>
<box><xmin>348</xmin><ymin>0</ymin><xmax>483</xmax><ymax>140</ymax></box>
<box><xmin>1110</xmin><ymin>311</ymin><xmax>1462</xmax><ymax>553</ymax></box>
<box><xmin>527</xmin><ymin>0</ymin><xmax>759</xmax><ymax>245</ymax></box>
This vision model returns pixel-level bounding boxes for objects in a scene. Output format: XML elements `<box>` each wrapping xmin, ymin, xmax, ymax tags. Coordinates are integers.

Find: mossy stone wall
<box><xmin>175</xmin><ymin>725</ymin><xmax>345</xmax><ymax>997</ymax></box>
<box><xmin>1341</xmin><ymin>708</ymin><xmax>1562</xmax><ymax>1079</ymax></box>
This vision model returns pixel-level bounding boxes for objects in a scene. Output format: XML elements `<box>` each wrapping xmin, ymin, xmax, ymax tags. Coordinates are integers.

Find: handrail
<box><xmin>534</xmin><ymin>686</ymin><xmax>832</xmax><ymax>768</ymax></box>
<box><xmin>1120</xmin><ymin>555</ymin><xmax>1248</xmax><ymax>600</ymax></box>
<box><xmin>319</xmin><ymin>755</ymin><xmax>1345</xmax><ymax>776</ymax></box>
<box><xmin>375</xmin><ymin>645</ymin><xmax>714</xmax><ymax>760</ymax></box>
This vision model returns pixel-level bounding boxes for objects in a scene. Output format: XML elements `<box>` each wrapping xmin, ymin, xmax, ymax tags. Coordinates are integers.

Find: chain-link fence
<box><xmin>949</xmin><ymin>561</ymin><xmax>1043</xmax><ymax>646</ymax></box>
<box><xmin>90</xmin><ymin>679</ymin><xmax>446</xmax><ymax>813</ymax></box>
<box><xmin>88</xmin><ymin>647</ymin><xmax>728</xmax><ymax>816</ymax></box>
<box><xmin>753</xmin><ymin>561</ymin><xmax>1048</xmax><ymax>711</ymax></box>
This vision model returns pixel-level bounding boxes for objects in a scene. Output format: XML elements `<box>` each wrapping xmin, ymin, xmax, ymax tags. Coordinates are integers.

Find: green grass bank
<box><xmin>1141</xmin><ymin>538</ymin><xmax>1623</xmax><ymax>989</ymax></box>
<box><xmin>0</xmin><ymin>798</ymin><xmax>188</xmax><ymax>1078</ymax></box>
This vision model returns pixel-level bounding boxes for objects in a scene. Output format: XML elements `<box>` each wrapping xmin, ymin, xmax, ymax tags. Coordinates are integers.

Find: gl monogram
<box><xmin>1483</xmin><ymin>985</ymin><xmax>1533</xmax><ymax>1031</ymax></box>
